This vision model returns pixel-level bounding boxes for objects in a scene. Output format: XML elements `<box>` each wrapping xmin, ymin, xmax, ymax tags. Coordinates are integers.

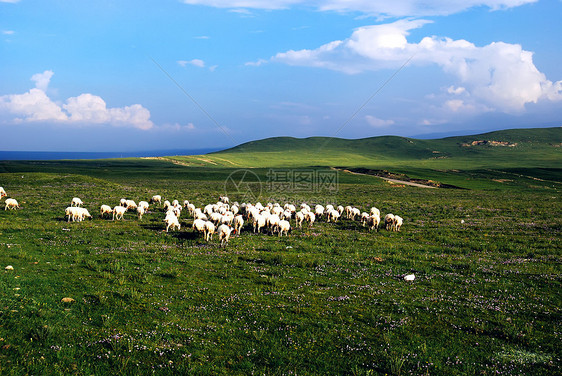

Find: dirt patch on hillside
<box><xmin>336</xmin><ymin>167</ymin><xmax>465</xmax><ymax>189</ymax></box>
<box><xmin>461</xmin><ymin>140</ymin><xmax>517</xmax><ymax>147</ymax></box>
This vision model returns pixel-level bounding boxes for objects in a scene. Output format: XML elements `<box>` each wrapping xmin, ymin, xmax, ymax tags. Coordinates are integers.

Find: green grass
<box><xmin>0</xmin><ymin>156</ymin><xmax>560</xmax><ymax>375</ymax></box>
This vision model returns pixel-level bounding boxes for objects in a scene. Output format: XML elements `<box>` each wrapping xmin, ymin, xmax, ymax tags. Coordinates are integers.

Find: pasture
<box><xmin>0</xmin><ymin>157</ymin><xmax>560</xmax><ymax>375</ymax></box>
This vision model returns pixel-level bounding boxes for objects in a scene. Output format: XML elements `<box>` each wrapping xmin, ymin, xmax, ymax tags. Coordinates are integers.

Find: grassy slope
<box><xmin>159</xmin><ymin>127</ymin><xmax>561</xmax><ymax>190</ymax></box>
<box><xmin>167</xmin><ymin>127</ymin><xmax>561</xmax><ymax>169</ymax></box>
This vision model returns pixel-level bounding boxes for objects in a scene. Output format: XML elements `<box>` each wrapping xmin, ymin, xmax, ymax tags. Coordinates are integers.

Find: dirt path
<box><xmin>337</xmin><ymin>168</ymin><xmax>436</xmax><ymax>188</ymax></box>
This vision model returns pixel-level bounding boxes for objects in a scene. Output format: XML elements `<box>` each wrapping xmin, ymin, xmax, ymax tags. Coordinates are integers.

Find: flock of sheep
<box><xmin>1</xmin><ymin>186</ymin><xmax>404</xmax><ymax>247</ymax></box>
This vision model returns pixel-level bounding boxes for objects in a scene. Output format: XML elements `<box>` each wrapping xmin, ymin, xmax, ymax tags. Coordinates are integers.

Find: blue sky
<box><xmin>1</xmin><ymin>0</ymin><xmax>561</xmax><ymax>152</ymax></box>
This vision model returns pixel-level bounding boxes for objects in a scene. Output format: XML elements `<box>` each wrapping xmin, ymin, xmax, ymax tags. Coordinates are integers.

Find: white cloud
<box><xmin>181</xmin><ymin>0</ymin><xmax>536</xmax><ymax>17</ymax></box>
<box><xmin>447</xmin><ymin>86</ymin><xmax>466</xmax><ymax>95</ymax></box>
<box><xmin>178</xmin><ymin>59</ymin><xmax>206</xmax><ymax>68</ymax></box>
<box><xmin>0</xmin><ymin>71</ymin><xmax>154</xmax><ymax>130</ymax></box>
<box><xmin>0</xmin><ymin>0</ymin><xmax>21</xmax><ymax>3</ymax></box>
<box><xmin>2</xmin><ymin>30</ymin><xmax>15</xmax><ymax>35</ymax></box>
<box><xmin>365</xmin><ymin>115</ymin><xmax>395</xmax><ymax>127</ymax></box>
<box><xmin>31</xmin><ymin>70</ymin><xmax>54</xmax><ymax>92</ymax></box>
<box><xmin>270</xmin><ymin>19</ymin><xmax>562</xmax><ymax>113</ymax></box>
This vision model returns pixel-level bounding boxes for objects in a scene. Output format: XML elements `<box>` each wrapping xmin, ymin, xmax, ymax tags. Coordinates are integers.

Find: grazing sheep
<box><xmin>394</xmin><ymin>215</ymin><xmax>403</xmax><ymax>232</ymax></box>
<box><xmin>327</xmin><ymin>209</ymin><xmax>340</xmax><ymax>223</ymax></box>
<box><xmin>163</xmin><ymin>200</ymin><xmax>171</xmax><ymax>210</ymax></box>
<box><xmin>187</xmin><ymin>203</ymin><xmax>196</xmax><ymax>216</ymax></box>
<box><xmin>384</xmin><ymin>214</ymin><xmax>395</xmax><ymax>231</ymax></box>
<box><xmin>404</xmin><ymin>274</ymin><xmax>415</xmax><ymax>281</ymax></box>
<box><xmin>138</xmin><ymin>201</ymin><xmax>149</xmax><ymax>211</ymax></box>
<box><xmin>65</xmin><ymin>206</ymin><xmax>76</xmax><ymax>222</ymax></box>
<box><xmin>219</xmin><ymin>195</ymin><xmax>229</xmax><ymax>204</ymax></box>
<box><xmin>210</xmin><ymin>212</ymin><xmax>223</xmax><ymax>225</ymax></box>
<box><xmin>344</xmin><ymin>205</ymin><xmax>353</xmax><ymax>219</ymax></box>
<box><xmin>164</xmin><ymin>215</ymin><xmax>181</xmax><ymax>232</ymax></box>
<box><xmin>100</xmin><ymin>204</ymin><xmax>113</xmax><ymax>218</ymax></box>
<box><xmin>120</xmin><ymin>198</ymin><xmax>127</xmax><ymax>207</ymax></box>
<box><xmin>221</xmin><ymin>212</ymin><xmax>235</xmax><ymax>226</ymax></box>
<box><xmin>370</xmin><ymin>207</ymin><xmax>380</xmax><ymax>218</ymax></box>
<box><xmin>192</xmin><ymin>218</ymin><xmax>206</xmax><ymax>235</ymax></box>
<box><xmin>71</xmin><ymin>197</ymin><xmax>83</xmax><ymax>207</ymax></box>
<box><xmin>367</xmin><ymin>214</ymin><xmax>380</xmax><ymax>231</ymax></box>
<box><xmin>125</xmin><ymin>200</ymin><xmax>137</xmax><ymax>210</ymax></box>
<box><xmin>233</xmin><ymin>215</ymin><xmax>244</xmax><ymax>234</ymax></box>
<box><xmin>113</xmin><ymin>206</ymin><xmax>127</xmax><ymax>220</ymax></box>
<box><xmin>305</xmin><ymin>211</ymin><xmax>316</xmax><ymax>227</ymax></box>
<box><xmin>137</xmin><ymin>206</ymin><xmax>146</xmax><ymax>220</ymax></box>
<box><xmin>360</xmin><ymin>212</ymin><xmax>370</xmax><ymax>226</ymax></box>
<box><xmin>150</xmin><ymin>195</ymin><xmax>162</xmax><ymax>205</ymax></box>
<box><xmin>253</xmin><ymin>214</ymin><xmax>266</xmax><ymax>233</ymax></box>
<box><xmin>217</xmin><ymin>224</ymin><xmax>232</xmax><ymax>247</ymax></box>
<box><xmin>204</xmin><ymin>221</ymin><xmax>216</xmax><ymax>241</ymax></box>
<box><xmin>183</xmin><ymin>200</ymin><xmax>190</xmax><ymax>208</ymax></box>
<box><xmin>278</xmin><ymin>220</ymin><xmax>291</xmax><ymax>237</ymax></box>
<box><xmin>295</xmin><ymin>211</ymin><xmax>305</xmax><ymax>228</ymax></box>
<box><xmin>76</xmin><ymin>207</ymin><xmax>92</xmax><ymax>221</ymax></box>
<box><xmin>350</xmin><ymin>207</ymin><xmax>361</xmax><ymax>221</ymax></box>
<box><xmin>4</xmin><ymin>198</ymin><xmax>19</xmax><ymax>210</ymax></box>
<box><xmin>337</xmin><ymin>205</ymin><xmax>344</xmax><ymax>215</ymax></box>
<box><xmin>172</xmin><ymin>199</ymin><xmax>179</xmax><ymax>207</ymax></box>
<box><xmin>315</xmin><ymin>205</ymin><xmax>325</xmax><ymax>219</ymax></box>
<box><xmin>267</xmin><ymin>214</ymin><xmax>281</xmax><ymax>234</ymax></box>
<box><xmin>0</xmin><ymin>187</ymin><xmax>7</xmax><ymax>199</ymax></box>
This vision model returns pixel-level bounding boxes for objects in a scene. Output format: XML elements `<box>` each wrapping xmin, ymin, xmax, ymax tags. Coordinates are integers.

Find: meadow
<box><xmin>0</xmin><ymin>128</ymin><xmax>560</xmax><ymax>375</ymax></box>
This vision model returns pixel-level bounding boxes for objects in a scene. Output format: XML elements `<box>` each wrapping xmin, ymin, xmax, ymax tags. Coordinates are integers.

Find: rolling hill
<box><xmin>167</xmin><ymin>127</ymin><xmax>561</xmax><ymax>170</ymax></box>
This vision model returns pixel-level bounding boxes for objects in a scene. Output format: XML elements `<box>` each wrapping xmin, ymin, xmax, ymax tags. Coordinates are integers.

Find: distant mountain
<box><xmin>166</xmin><ymin>127</ymin><xmax>561</xmax><ymax>169</ymax></box>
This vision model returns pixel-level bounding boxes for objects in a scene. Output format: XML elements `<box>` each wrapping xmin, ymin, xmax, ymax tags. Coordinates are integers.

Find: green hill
<box><xmin>169</xmin><ymin>127</ymin><xmax>561</xmax><ymax>170</ymax></box>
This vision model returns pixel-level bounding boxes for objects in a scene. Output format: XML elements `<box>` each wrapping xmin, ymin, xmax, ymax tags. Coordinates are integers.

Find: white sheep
<box><xmin>327</xmin><ymin>209</ymin><xmax>340</xmax><ymax>223</ymax></box>
<box><xmin>217</xmin><ymin>224</ymin><xmax>232</xmax><ymax>247</ymax></box>
<box><xmin>233</xmin><ymin>215</ymin><xmax>244</xmax><ymax>234</ymax></box>
<box><xmin>183</xmin><ymin>200</ymin><xmax>190</xmax><ymax>208</ymax></box>
<box><xmin>76</xmin><ymin>207</ymin><xmax>92</xmax><ymax>221</ymax></box>
<box><xmin>337</xmin><ymin>205</ymin><xmax>344</xmax><ymax>215</ymax></box>
<box><xmin>278</xmin><ymin>220</ymin><xmax>291</xmax><ymax>237</ymax></box>
<box><xmin>125</xmin><ymin>200</ymin><xmax>137</xmax><ymax>210</ymax></box>
<box><xmin>120</xmin><ymin>198</ymin><xmax>127</xmax><ymax>207</ymax></box>
<box><xmin>344</xmin><ymin>205</ymin><xmax>353</xmax><ymax>219</ymax></box>
<box><xmin>100</xmin><ymin>204</ymin><xmax>113</xmax><ymax>218</ymax></box>
<box><xmin>221</xmin><ymin>212</ymin><xmax>235</xmax><ymax>226</ymax></box>
<box><xmin>253</xmin><ymin>214</ymin><xmax>266</xmax><ymax>233</ymax></box>
<box><xmin>315</xmin><ymin>205</ymin><xmax>325</xmax><ymax>219</ymax></box>
<box><xmin>151</xmin><ymin>195</ymin><xmax>162</xmax><ymax>205</ymax></box>
<box><xmin>137</xmin><ymin>206</ymin><xmax>146</xmax><ymax>220</ymax></box>
<box><xmin>295</xmin><ymin>211</ymin><xmax>305</xmax><ymax>228</ymax></box>
<box><xmin>204</xmin><ymin>221</ymin><xmax>216</xmax><ymax>241</ymax></box>
<box><xmin>219</xmin><ymin>195</ymin><xmax>229</xmax><ymax>204</ymax></box>
<box><xmin>192</xmin><ymin>218</ymin><xmax>206</xmax><ymax>235</ymax></box>
<box><xmin>71</xmin><ymin>197</ymin><xmax>83</xmax><ymax>207</ymax></box>
<box><xmin>367</xmin><ymin>214</ymin><xmax>380</xmax><ymax>231</ymax></box>
<box><xmin>163</xmin><ymin>200</ymin><xmax>171</xmax><ymax>210</ymax></box>
<box><xmin>138</xmin><ymin>201</ymin><xmax>149</xmax><ymax>211</ymax></box>
<box><xmin>187</xmin><ymin>203</ymin><xmax>196</xmax><ymax>216</ymax></box>
<box><xmin>350</xmin><ymin>207</ymin><xmax>360</xmax><ymax>220</ymax></box>
<box><xmin>360</xmin><ymin>212</ymin><xmax>370</xmax><ymax>226</ymax></box>
<box><xmin>305</xmin><ymin>211</ymin><xmax>316</xmax><ymax>227</ymax></box>
<box><xmin>113</xmin><ymin>206</ymin><xmax>127</xmax><ymax>220</ymax></box>
<box><xmin>267</xmin><ymin>214</ymin><xmax>281</xmax><ymax>234</ymax></box>
<box><xmin>5</xmin><ymin>198</ymin><xmax>19</xmax><ymax>210</ymax></box>
<box><xmin>164</xmin><ymin>215</ymin><xmax>181</xmax><ymax>232</ymax></box>
<box><xmin>370</xmin><ymin>207</ymin><xmax>380</xmax><ymax>218</ymax></box>
<box><xmin>394</xmin><ymin>215</ymin><xmax>403</xmax><ymax>232</ymax></box>
<box><xmin>0</xmin><ymin>187</ymin><xmax>7</xmax><ymax>199</ymax></box>
<box><xmin>384</xmin><ymin>214</ymin><xmax>395</xmax><ymax>231</ymax></box>
<box><xmin>65</xmin><ymin>206</ymin><xmax>76</xmax><ymax>222</ymax></box>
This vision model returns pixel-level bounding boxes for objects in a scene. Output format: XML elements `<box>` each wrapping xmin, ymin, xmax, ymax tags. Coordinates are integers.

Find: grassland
<box><xmin>0</xmin><ymin>127</ymin><xmax>560</xmax><ymax>375</ymax></box>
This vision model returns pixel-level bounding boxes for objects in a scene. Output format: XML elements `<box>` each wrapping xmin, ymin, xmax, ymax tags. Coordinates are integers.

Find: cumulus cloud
<box><xmin>180</xmin><ymin>0</ymin><xmax>536</xmax><ymax>17</ymax></box>
<box><xmin>365</xmin><ymin>115</ymin><xmax>395</xmax><ymax>127</ymax></box>
<box><xmin>269</xmin><ymin>19</ymin><xmax>562</xmax><ymax>113</ymax></box>
<box><xmin>0</xmin><ymin>71</ymin><xmax>154</xmax><ymax>130</ymax></box>
<box><xmin>178</xmin><ymin>59</ymin><xmax>206</xmax><ymax>68</ymax></box>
